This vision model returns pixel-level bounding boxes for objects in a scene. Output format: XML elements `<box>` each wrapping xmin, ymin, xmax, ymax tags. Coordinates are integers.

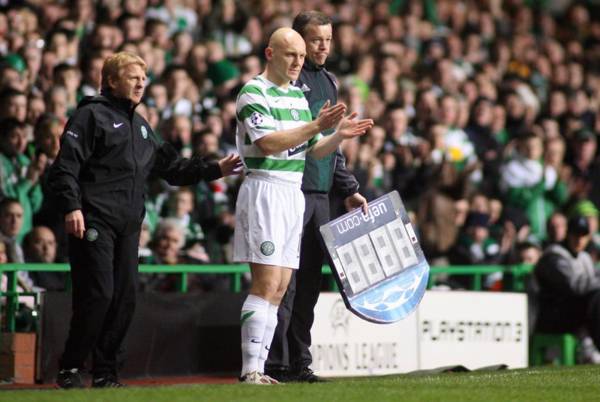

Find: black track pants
<box><xmin>59</xmin><ymin>217</ymin><xmax>139</xmax><ymax>377</ymax></box>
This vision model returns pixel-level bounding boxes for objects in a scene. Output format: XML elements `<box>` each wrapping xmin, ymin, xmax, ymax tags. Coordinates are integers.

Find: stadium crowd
<box><xmin>0</xmin><ymin>0</ymin><xmax>599</xmax><ymax>300</ymax></box>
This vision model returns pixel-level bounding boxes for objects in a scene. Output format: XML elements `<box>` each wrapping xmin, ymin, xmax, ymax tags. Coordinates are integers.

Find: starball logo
<box><xmin>329</xmin><ymin>299</ymin><xmax>350</xmax><ymax>336</ymax></box>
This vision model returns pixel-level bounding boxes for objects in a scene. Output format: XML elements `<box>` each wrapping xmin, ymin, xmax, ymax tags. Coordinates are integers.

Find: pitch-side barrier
<box><xmin>0</xmin><ymin>263</ymin><xmax>534</xmax><ymax>332</ymax></box>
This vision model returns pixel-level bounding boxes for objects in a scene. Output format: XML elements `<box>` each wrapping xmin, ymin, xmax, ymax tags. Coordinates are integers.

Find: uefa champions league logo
<box><xmin>330</xmin><ymin>300</ymin><xmax>350</xmax><ymax>335</ymax></box>
<box><xmin>351</xmin><ymin>262</ymin><xmax>428</xmax><ymax>323</ymax></box>
<box><xmin>250</xmin><ymin>112</ymin><xmax>263</xmax><ymax>127</ymax></box>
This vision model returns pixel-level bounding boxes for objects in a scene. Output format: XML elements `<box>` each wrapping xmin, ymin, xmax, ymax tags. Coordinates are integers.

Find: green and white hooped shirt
<box><xmin>235</xmin><ymin>75</ymin><xmax>322</xmax><ymax>185</ymax></box>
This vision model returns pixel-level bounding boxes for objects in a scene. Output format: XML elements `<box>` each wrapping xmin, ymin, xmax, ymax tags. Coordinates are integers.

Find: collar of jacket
<box><xmin>304</xmin><ymin>58</ymin><xmax>325</xmax><ymax>72</ymax></box>
<box><xmin>100</xmin><ymin>90</ymin><xmax>139</xmax><ymax>116</ymax></box>
<box><xmin>559</xmin><ymin>240</ymin><xmax>581</xmax><ymax>257</ymax></box>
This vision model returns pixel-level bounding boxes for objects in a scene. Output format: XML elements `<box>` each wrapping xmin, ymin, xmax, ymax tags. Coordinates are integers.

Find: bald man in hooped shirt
<box><xmin>233</xmin><ymin>27</ymin><xmax>373</xmax><ymax>384</ymax></box>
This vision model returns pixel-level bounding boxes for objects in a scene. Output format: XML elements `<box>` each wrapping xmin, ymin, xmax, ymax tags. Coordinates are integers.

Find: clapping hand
<box><xmin>336</xmin><ymin>112</ymin><xmax>374</xmax><ymax>139</ymax></box>
<box><xmin>316</xmin><ymin>100</ymin><xmax>346</xmax><ymax>132</ymax></box>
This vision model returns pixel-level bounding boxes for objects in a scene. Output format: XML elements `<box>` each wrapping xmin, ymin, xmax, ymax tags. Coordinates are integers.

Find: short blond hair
<box><xmin>101</xmin><ymin>51</ymin><xmax>147</xmax><ymax>90</ymax></box>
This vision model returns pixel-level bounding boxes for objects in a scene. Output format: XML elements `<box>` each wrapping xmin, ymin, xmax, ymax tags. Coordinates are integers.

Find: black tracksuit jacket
<box><xmin>49</xmin><ymin>92</ymin><xmax>222</xmax><ymax>234</ymax></box>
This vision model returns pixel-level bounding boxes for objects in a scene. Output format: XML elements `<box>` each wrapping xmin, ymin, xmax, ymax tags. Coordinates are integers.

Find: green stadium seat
<box><xmin>529</xmin><ymin>333</ymin><xmax>578</xmax><ymax>366</ymax></box>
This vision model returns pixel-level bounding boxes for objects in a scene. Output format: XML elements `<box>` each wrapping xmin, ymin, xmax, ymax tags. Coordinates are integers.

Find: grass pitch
<box><xmin>2</xmin><ymin>365</ymin><xmax>597</xmax><ymax>402</ymax></box>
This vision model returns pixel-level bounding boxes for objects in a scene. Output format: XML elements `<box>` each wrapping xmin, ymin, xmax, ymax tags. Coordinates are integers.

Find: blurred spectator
<box><xmin>0</xmin><ymin>118</ymin><xmax>45</xmax><ymax>240</ymax></box>
<box><xmin>79</xmin><ymin>52</ymin><xmax>105</xmax><ymax>97</ymax></box>
<box><xmin>206</xmin><ymin>0</ymin><xmax>252</xmax><ymax>59</ymax></box>
<box><xmin>161</xmin><ymin>114</ymin><xmax>194</xmax><ymax>157</ymax></box>
<box><xmin>52</xmin><ymin>63</ymin><xmax>81</xmax><ymax>115</ymax></box>
<box><xmin>32</xmin><ymin>113</ymin><xmax>68</xmax><ymax>261</ymax></box>
<box><xmin>436</xmin><ymin>94</ymin><xmax>480</xmax><ymax>182</ymax></box>
<box><xmin>449</xmin><ymin>211</ymin><xmax>505</xmax><ymax>289</ymax></box>
<box><xmin>515</xmin><ymin>240</ymin><xmax>542</xmax><ymax>266</ymax></box>
<box><xmin>417</xmin><ymin>157</ymin><xmax>470</xmax><ymax>266</ymax></box>
<box><xmin>568</xmin><ymin>128</ymin><xmax>597</xmax><ymax>200</ymax></box>
<box><xmin>205</xmin><ymin>41</ymin><xmax>240</xmax><ymax>100</ymax></box>
<box><xmin>0</xmin><ymin>60</ymin><xmax>28</xmax><ymax>93</ymax></box>
<box><xmin>138</xmin><ymin>221</ymin><xmax>152</xmax><ymax>263</ymax></box>
<box><xmin>139</xmin><ymin>217</ymin><xmax>187</xmax><ymax>292</ymax></box>
<box><xmin>543</xmin><ymin>136</ymin><xmax>571</xmax><ymax>189</ymax></box>
<box><xmin>0</xmin><ymin>197</ymin><xmax>24</xmax><ymax>263</ymax></box>
<box><xmin>497</xmin><ymin>206</ymin><xmax>532</xmax><ymax>260</ymax></box>
<box><xmin>146</xmin><ymin>0</ymin><xmax>198</xmax><ymax>34</ymax></box>
<box><xmin>27</xmin><ymin>93</ymin><xmax>46</xmax><ymax>126</ymax></box>
<box><xmin>163</xmin><ymin>187</ymin><xmax>207</xmax><ymax>261</ymax></box>
<box><xmin>465</xmin><ymin>97</ymin><xmax>504</xmax><ymax>193</ymax></box>
<box><xmin>44</xmin><ymin>85</ymin><xmax>69</xmax><ymax>121</ymax></box>
<box><xmin>23</xmin><ymin>225</ymin><xmax>66</xmax><ymax>291</ymax></box>
<box><xmin>569</xmin><ymin>199</ymin><xmax>599</xmax><ymax>234</ymax></box>
<box><xmin>545</xmin><ymin>211</ymin><xmax>568</xmax><ymax>247</ymax></box>
<box><xmin>171</xmin><ymin>31</ymin><xmax>194</xmax><ymax>65</ymax></box>
<box><xmin>192</xmin><ymin>129</ymin><xmax>220</xmax><ymax>158</ymax></box>
<box><xmin>163</xmin><ymin>64</ymin><xmax>196</xmax><ymax>118</ymax></box>
<box><xmin>0</xmin><ymin>88</ymin><xmax>27</xmax><ymax>122</ymax></box>
<box><xmin>533</xmin><ymin>215</ymin><xmax>600</xmax><ymax>364</ymax></box>
<box><xmin>500</xmin><ymin>132</ymin><xmax>568</xmax><ymax>241</ymax></box>
<box><xmin>0</xmin><ymin>197</ymin><xmax>35</xmax><ymax>295</ymax></box>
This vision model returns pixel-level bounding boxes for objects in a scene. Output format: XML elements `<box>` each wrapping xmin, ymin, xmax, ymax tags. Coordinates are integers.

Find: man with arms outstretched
<box><xmin>50</xmin><ymin>52</ymin><xmax>240</xmax><ymax>389</ymax></box>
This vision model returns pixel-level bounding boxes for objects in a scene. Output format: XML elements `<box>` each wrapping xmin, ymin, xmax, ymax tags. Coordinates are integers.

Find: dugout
<box><xmin>37</xmin><ymin>290</ymin><xmax>245</xmax><ymax>383</ymax></box>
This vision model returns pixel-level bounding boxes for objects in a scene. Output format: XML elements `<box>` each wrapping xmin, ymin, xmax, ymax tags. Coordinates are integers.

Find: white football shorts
<box><xmin>233</xmin><ymin>175</ymin><xmax>305</xmax><ymax>269</ymax></box>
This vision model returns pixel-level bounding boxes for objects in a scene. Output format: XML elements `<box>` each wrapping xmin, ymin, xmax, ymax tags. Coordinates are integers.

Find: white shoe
<box><xmin>240</xmin><ymin>371</ymin><xmax>271</xmax><ymax>385</ymax></box>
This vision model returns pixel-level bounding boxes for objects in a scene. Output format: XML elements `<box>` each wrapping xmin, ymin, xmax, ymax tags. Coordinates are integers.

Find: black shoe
<box><xmin>291</xmin><ymin>367</ymin><xmax>328</xmax><ymax>383</ymax></box>
<box><xmin>92</xmin><ymin>375</ymin><xmax>126</xmax><ymax>388</ymax></box>
<box><xmin>264</xmin><ymin>366</ymin><xmax>292</xmax><ymax>383</ymax></box>
<box><xmin>56</xmin><ymin>368</ymin><xmax>85</xmax><ymax>389</ymax></box>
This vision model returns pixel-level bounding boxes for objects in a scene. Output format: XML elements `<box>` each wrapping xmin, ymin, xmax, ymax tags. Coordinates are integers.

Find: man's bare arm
<box><xmin>254</xmin><ymin>102</ymin><xmax>345</xmax><ymax>155</ymax></box>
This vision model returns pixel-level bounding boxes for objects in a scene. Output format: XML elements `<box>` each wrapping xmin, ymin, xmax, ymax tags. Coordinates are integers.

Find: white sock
<box><xmin>258</xmin><ymin>303</ymin><xmax>279</xmax><ymax>373</ymax></box>
<box><xmin>240</xmin><ymin>294</ymin><xmax>269</xmax><ymax>376</ymax></box>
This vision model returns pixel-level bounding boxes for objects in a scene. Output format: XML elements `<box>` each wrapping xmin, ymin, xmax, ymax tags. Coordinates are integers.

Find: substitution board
<box><xmin>320</xmin><ymin>191</ymin><xmax>429</xmax><ymax>323</ymax></box>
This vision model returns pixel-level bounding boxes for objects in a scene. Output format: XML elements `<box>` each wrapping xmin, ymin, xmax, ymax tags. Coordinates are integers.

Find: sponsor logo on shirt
<box><xmin>288</xmin><ymin>143</ymin><xmax>307</xmax><ymax>156</ymax></box>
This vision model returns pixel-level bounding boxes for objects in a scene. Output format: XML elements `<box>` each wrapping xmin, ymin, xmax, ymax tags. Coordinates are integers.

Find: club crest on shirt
<box><xmin>141</xmin><ymin>126</ymin><xmax>148</xmax><ymax>139</ymax></box>
<box><xmin>260</xmin><ymin>241</ymin><xmax>275</xmax><ymax>256</ymax></box>
<box><xmin>250</xmin><ymin>111</ymin><xmax>263</xmax><ymax>127</ymax></box>
<box><xmin>290</xmin><ymin>109</ymin><xmax>300</xmax><ymax>121</ymax></box>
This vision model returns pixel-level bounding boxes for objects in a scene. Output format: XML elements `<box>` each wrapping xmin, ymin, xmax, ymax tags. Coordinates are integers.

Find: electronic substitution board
<box><xmin>320</xmin><ymin>191</ymin><xmax>429</xmax><ymax>323</ymax></box>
